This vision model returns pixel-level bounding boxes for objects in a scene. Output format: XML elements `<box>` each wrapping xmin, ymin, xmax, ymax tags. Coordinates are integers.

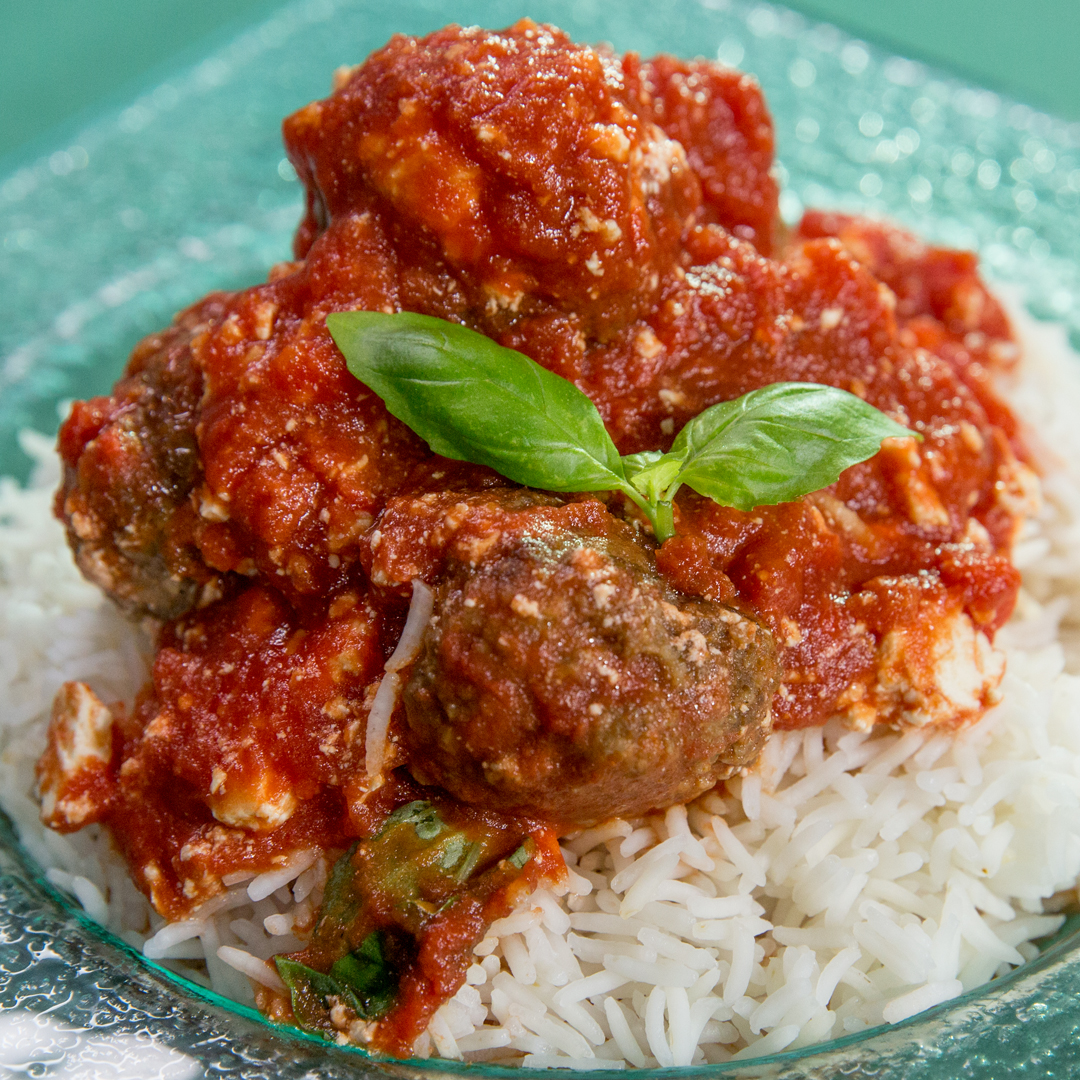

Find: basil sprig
<box><xmin>327</xmin><ymin>311</ymin><xmax>914</xmax><ymax>542</ymax></box>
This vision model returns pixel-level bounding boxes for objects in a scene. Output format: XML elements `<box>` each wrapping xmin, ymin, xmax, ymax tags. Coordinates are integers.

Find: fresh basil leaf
<box><xmin>328</xmin><ymin>311</ymin><xmax>628</xmax><ymax>493</ymax></box>
<box><xmin>620</xmin><ymin>450</ymin><xmax>663</xmax><ymax>481</ymax></box>
<box><xmin>670</xmin><ymin>382</ymin><xmax>914</xmax><ymax>512</ymax></box>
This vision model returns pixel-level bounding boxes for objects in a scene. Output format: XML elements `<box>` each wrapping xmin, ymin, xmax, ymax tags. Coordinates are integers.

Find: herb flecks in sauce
<box><xmin>327</xmin><ymin>311</ymin><xmax>914</xmax><ymax>541</ymax></box>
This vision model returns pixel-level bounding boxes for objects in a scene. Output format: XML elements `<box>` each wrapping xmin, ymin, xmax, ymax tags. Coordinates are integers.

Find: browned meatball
<box><xmin>56</xmin><ymin>299</ymin><xmax>224</xmax><ymax>620</ymax></box>
<box><xmin>402</xmin><ymin>519</ymin><xmax>778</xmax><ymax>826</ymax></box>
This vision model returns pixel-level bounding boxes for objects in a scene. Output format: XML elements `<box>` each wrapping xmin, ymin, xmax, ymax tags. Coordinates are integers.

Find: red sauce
<box><xmin>47</xmin><ymin>20</ymin><xmax>1034</xmax><ymax>1054</ymax></box>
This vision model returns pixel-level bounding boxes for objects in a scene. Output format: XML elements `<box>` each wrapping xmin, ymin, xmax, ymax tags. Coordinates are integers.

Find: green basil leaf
<box><xmin>276</xmin><ymin>935</ymin><xmax>399</xmax><ymax>1028</ymax></box>
<box><xmin>434</xmin><ymin>833</ymin><xmax>481</xmax><ymax>883</ymax></box>
<box><xmin>328</xmin><ymin>311</ymin><xmax>628</xmax><ymax>493</ymax></box>
<box><xmin>311</xmin><ymin>843</ymin><xmax>361</xmax><ymax>950</ymax></box>
<box><xmin>620</xmin><ymin>450</ymin><xmax>663</xmax><ymax>481</ymax></box>
<box><xmin>275</xmin><ymin>956</ymin><xmax>342</xmax><ymax>1001</ymax></box>
<box><xmin>438</xmin><ymin>833</ymin><xmax>468</xmax><ymax>871</ymax></box>
<box><xmin>451</xmin><ymin>840</ymin><xmax>483</xmax><ymax>884</ymax></box>
<box><xmin>670</xmin><ymin>382</ymin><xmax>914</xmax><ymax>512</ymax></box>
<box><xmin>330</xmin><ymin>931</ymin><xmax>398</xmax><ymax>1018</ymax></box>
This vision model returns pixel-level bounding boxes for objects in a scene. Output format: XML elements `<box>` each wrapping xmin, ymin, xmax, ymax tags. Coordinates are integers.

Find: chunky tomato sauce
<box><xmin>43</xmin><ymin>20</ymin><xmax>1033</xmax><ymax>1056</ymax></box>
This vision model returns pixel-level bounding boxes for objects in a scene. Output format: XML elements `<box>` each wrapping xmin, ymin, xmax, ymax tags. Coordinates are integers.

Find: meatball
<box><xmin>402</xmin><ymin>519</ymin><xmax>778</xmax><ymax>826</ymax></box>
<box><xmin>56</xmin><ymin>299</ymin><xmax>222</xmax><ymax>620</ymax></box>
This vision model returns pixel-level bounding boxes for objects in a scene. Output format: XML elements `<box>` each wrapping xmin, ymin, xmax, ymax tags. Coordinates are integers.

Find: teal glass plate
<box><xmin>3</xmin><ymin>0</ymin><xmax>1080</xmax><ymax>1075</ymax></box>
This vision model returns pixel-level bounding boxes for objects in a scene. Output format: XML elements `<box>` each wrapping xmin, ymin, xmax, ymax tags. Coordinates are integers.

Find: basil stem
<box><xmin>328</xmin><ymin>312</ymin><xmax>915</xmax><ymax>543</ymax></box>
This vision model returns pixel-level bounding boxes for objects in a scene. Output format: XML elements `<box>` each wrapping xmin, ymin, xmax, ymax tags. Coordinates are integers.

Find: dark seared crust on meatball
<box><xmin>402</xmin><ymin>517</ymin><xmax>778</xmax><ymax>826</ymax></box>
<box><xmin>55</xmin><ymin>301</ymin><xmax>224</xmax><ymax>620</ymax></box>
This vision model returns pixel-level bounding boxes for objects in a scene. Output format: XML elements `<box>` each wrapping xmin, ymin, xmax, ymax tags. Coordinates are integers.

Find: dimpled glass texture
<box><xmin>3</xmin><ymin>0</ymin><xmax>1080</xmax><ymax>1076</ymax></box>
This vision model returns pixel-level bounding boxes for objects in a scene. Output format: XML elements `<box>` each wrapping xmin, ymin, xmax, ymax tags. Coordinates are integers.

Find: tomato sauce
<box><xmin>47</xmin><ymin>20</ymin><xmax>1034</xmax><ymax>1054</ymax></box>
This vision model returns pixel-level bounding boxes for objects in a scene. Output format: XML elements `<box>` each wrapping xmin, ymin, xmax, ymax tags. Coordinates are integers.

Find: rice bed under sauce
<box><xmin>3</xmin><ymin>293</ymin><xmax>1080</xmax><ymax>1067</ymax></box>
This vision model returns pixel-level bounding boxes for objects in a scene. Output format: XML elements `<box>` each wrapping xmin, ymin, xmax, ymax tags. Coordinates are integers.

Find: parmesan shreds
<box><xmin>3</xmin><ymin>297</ymin><xmax>1080</xmax><ymax>1065</ymax></box>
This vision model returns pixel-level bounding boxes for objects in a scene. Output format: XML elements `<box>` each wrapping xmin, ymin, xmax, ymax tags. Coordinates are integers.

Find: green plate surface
<box><xmin>3</xmin><ymin>0</ymin><xmax>1080</xmax><ymax>1075</ymax></box>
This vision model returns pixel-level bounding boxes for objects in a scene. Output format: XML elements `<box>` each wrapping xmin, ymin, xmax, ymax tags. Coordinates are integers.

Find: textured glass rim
<box><xmin>4</xmin><ymin>0</ymin><xmax>1080</xmax><ymax>1074</ymax></box>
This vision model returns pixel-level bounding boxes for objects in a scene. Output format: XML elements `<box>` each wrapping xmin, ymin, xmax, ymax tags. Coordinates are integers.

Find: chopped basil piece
<box><xmin>330</xmin><ymin>932</ymin><xmax>398</xmax><ymax>1018</ymax></box>
<box><xmin>274</xmin><ymin>933</ymin><xmax>398</xmax><ymax>1033</ymax></box>
<box><xmin>312</xmin><ymin>843</ymin><xmax>361</xmax><ymax>951</ymax></box>
<box><xmin>274</xmin><ymin>956</ymin><xmax>363</xmax><ymax>1032</ymax></box>
<box><xmin>436</xmin><ymin>832</ymin><xmax>482</xmax><ymax>882</ymax></box>
<box><xmin>507</xmin><ymin>844</ymin><xmax>532</xmax><ymax>870</ymax></box>
<box><xmin>383</xmin><ymin>800</ymin><xmax>444</xmax><ymax>841</ymax></box>
<box><xmin>451</xmin><ymin>840</ymin><xmax>483</xmax><ymax>884</ymax></box>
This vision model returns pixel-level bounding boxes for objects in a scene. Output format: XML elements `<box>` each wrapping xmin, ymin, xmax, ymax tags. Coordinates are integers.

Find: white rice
<box><xmin>367</xmin><ymin>578</ymin><xmax>434</xmax><ymax>778</ymax></box>
<box><xmin>3</xmin><ymin>294</ymin><xmax>1080</xmax><ymax>1065</ymax></box>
